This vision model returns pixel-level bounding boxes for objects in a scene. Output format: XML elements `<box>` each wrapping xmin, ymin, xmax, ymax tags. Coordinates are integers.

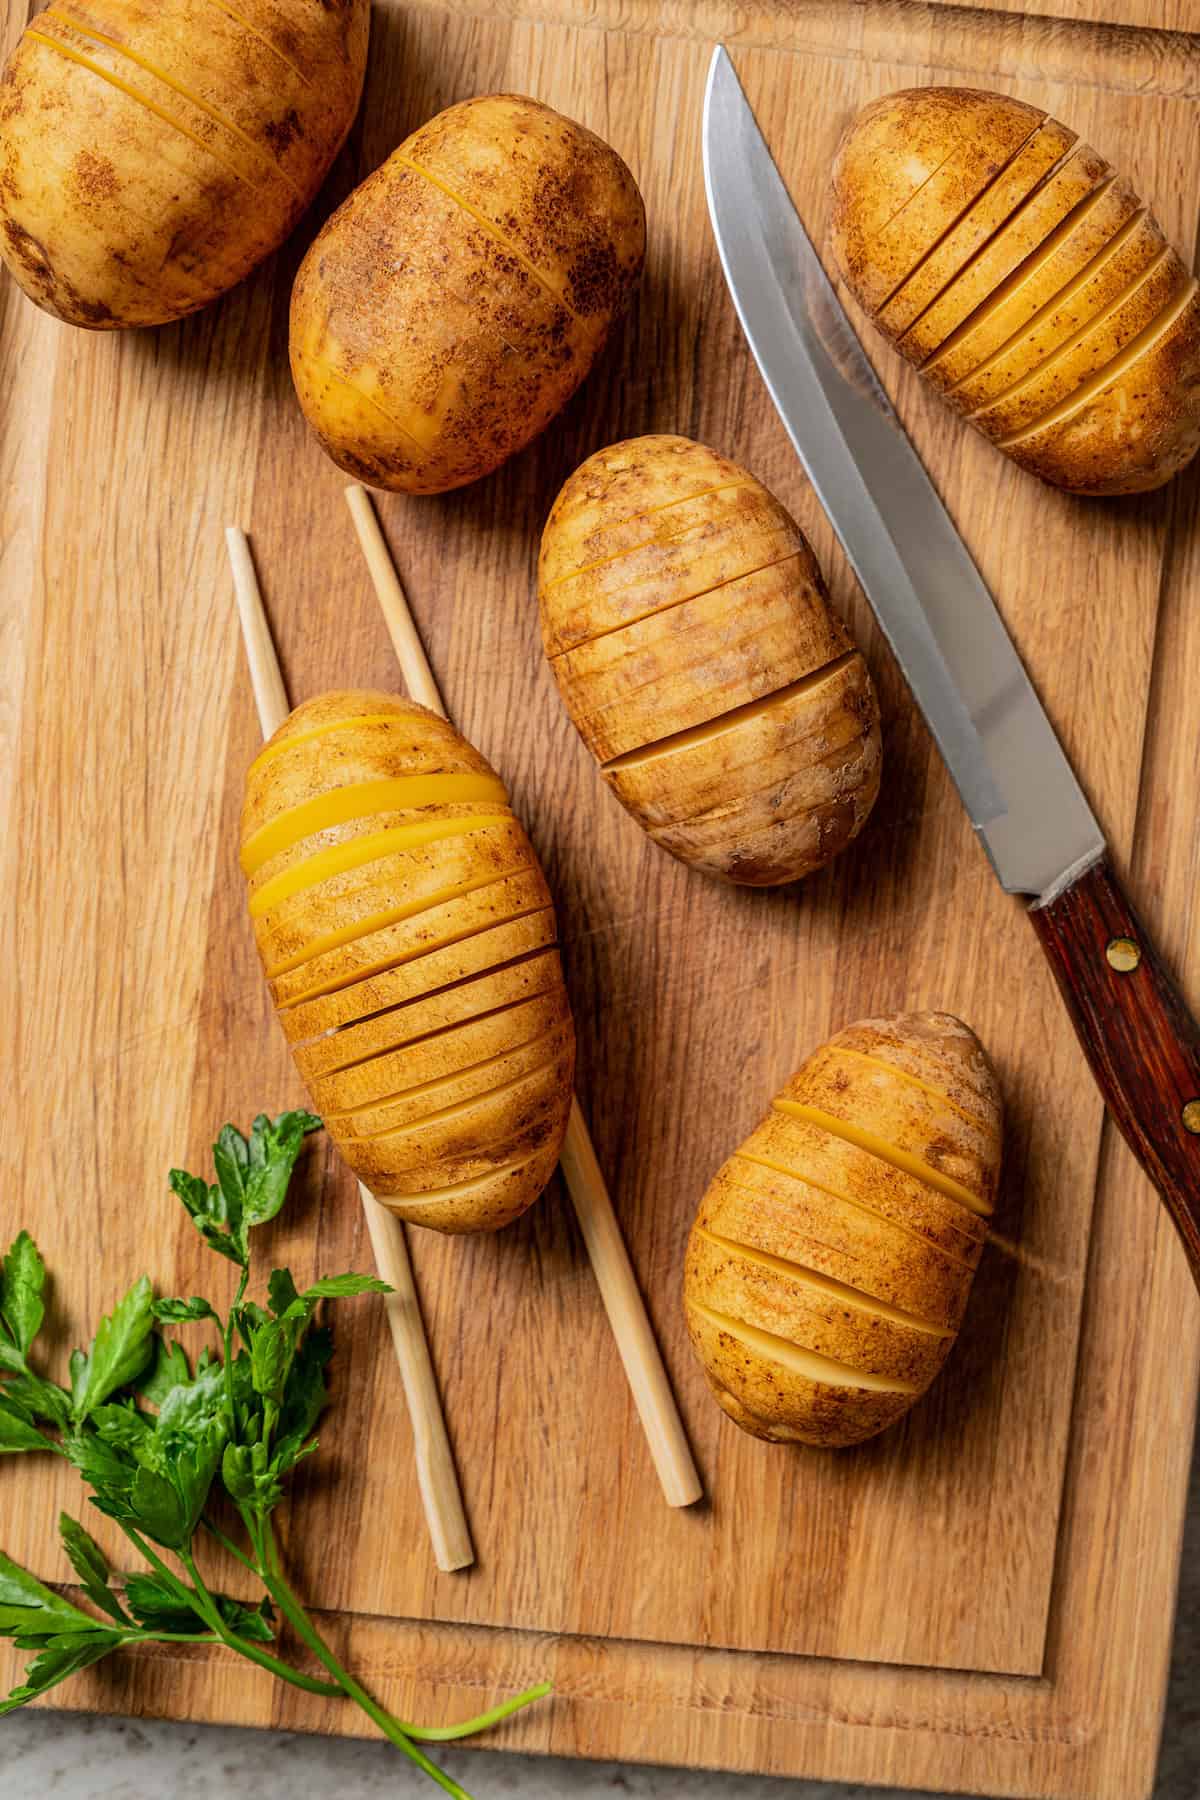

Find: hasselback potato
<box><xmin>538</xmin><ymin>436</ymin><xmax>882</xmax><ymax>885</ymax></box>
<box><xmin>241</xmin><ymin>692</ymin><xmax>575</xmax><ymax>1233</ymax></box>
<box><xmin>0</xmin><ymin>0</ymin><xmax>368</xmax><ymax>329</ymax></box>
<box><xmin>830</xmin><ymin>87</ymin><xmax>1200</xmax><ymax>494</ymax></box>
<box><xmin>684</xmin><ymin>1012</ymin><xmax>1002</xmax><ymax>1446</ymax></box>
<box><xmin>290</xmin><ymin>94</ymin><xmax>646</xmax><ymax>492</ymax></box>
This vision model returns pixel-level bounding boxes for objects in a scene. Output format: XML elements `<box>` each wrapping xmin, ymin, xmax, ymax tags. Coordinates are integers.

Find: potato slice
<box><xmin>294</xmin><ymin>947</ymin><xmax>564</xmax><ymax>1083</ymax></box>
<box><xmin>830</xmin><ymin>88</ymin><xmax>1047</xmax><ymax>316</ymax></box>
<box><xmin>947</xmin><ymin>210</ymin><xmax>1164</xmax><ymax>414</ymax></box>
<box><xmin>549</xmin><ymin>553</ymin><xmax>848</xmax><ymax>763</ymax></box>
<box><xmin>607</xmin><ymin>654</ymin><xmax>881</xmax><ymax>886</ymax></box>
<box><xmin>280</xmin><ymin>905</ymin><xmax>556</xmax><ymax>1046</ymax></box>
<box><xmin>327</xmin><ymin>1022</ymin><xmax>573</xmax><ymax>1140</ymax></box>
<box><xmin>878</xmin><ymin>119</ymin><xmax>1076</xmax><ymax>340</ymax></box>
<box><xmin>686</xmin><ymin>1229</ymin><xmax>953</xmax><ymax>1385</ymax></box>
<box><xmin>896</xmin><ymin>144</ymin><xmax>1113</xmax><ymax>365</ymax></box>
<box><xmin>923</xmin><ymin>177</ymin><xmax>1142</xmax><ymax>392</ymax></box>
<box><xmin>375</xmin><ymin>1137</ymin><xmax>565</xmax><ymax>1234</ymax></box>
<box><xmin>685</xmin><ymin>1301</ymin><xmax>920</xmax><ymax>1447</ymax></box>
<box><xmin>270</xmin><ymin>868</ymin><xmax>549</xmax><ymax>1014</ymax></box>
<box><xmin>969</xmin><ymin>248</ymin><xmax>1189</xmax><ymax>442</ymax></box>
<box><xmin>1001</xmin><ymin>280</ymin><xmax>1200</xmax><ymax>494</ymax></box>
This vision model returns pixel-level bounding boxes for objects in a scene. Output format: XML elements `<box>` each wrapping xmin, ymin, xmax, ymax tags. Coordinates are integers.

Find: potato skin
<box><xmin>0</xmin><ymin>0</ymin><xmax>368</xmax><ymax>329</ymax></box>
<box><xmin>683</xmin><ymin>1011</ymin><xmax>1002</xmax><ymax>1446</ymax></box>
<box><xmin>289</xmin><ymin>94</ymin><xmax>645</xmax><ymax>493</ymax></box>
<box><xmin>538</xmin><ymin>436</ymin><xmax>881</xmax><ymax>885</ymax></box>
<box><xmin>830</xmin><ymin>87</ymin><xmax>1200</xmax><ymax>494</ymax></box>
<box><xmin>241</xmin><ymin>690</ymin><xmax>575</xmax><ymax>1233</ymax></box>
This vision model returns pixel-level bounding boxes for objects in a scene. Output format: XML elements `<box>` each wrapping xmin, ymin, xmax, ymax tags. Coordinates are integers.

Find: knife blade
<box><xmin>704</xmin><ymin>45</ymin><xmax>1200</xmax><ymax>1289</ymax></box>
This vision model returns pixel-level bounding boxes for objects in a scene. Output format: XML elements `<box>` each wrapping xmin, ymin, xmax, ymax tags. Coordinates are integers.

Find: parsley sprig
<box><xmin>0</xmin><ymin>1112</ymin><xmax>548</xmax><ymax>1798</ymax></box>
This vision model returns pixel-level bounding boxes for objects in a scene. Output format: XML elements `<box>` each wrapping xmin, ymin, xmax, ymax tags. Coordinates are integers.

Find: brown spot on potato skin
<box><xmin>0</xmin><ymin>0</ymin><xmax>369</xmax><ymax>327</ymax></box>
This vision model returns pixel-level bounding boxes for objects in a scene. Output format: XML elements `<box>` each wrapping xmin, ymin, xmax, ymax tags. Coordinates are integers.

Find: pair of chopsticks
<box><xmin>226</xmin><ymin>490</ymin><xmax>702</xmax><ymax>1572</ymax></box>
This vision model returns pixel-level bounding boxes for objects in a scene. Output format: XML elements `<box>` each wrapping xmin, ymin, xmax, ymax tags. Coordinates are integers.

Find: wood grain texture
<box><xmin>2</xmin><ymin>1</ymin><xmax>1198</xmax><ymax>1795</ymax></box>
<box><xmin>1032</xmin><ymin>856</ymin><xmax>1200</xmax><ymax>1284</ymax></box>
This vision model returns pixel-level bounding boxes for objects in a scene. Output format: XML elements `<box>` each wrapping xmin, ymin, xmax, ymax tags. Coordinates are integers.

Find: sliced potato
<box><xmin>684</xmin><ymin>1011</ymin><xmax>1002</xmax><ymax>1445</ymax></box>
<box><xmin>830</xmin><ymin>87</ymin><xmax>1200</xmax><ymax>491</ymax></box>
<box><xmin>540</xmin><ymin>436</ymin><xmax>881</xmax><ymax>885</ymax></box>
<box><xmin>242</xmin><ymin>691</ymin><xmax>574</xmax><ymax>1232</ymax></box>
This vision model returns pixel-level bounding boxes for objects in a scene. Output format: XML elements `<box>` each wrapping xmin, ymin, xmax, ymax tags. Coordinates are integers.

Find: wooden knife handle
<box><xmin>1030</xmin><ymin>855</ymin><xmax>1200</xmax><ymax>1292</ymax></box>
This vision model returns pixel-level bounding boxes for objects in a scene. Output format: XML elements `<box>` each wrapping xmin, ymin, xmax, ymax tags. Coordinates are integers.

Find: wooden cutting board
<box><xmin>3</xmin><ymin>0</ymin><xmax>1199</xmax><ymax>1793</ymax></box>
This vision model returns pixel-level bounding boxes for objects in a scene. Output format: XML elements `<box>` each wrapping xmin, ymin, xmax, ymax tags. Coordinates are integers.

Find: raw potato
<box><xmin>683</xmin><ymin>1011</ymin><xmax>1002</xmax><ymax>1446</ymax></box>
<box><xmin>241</xmin><ymin>691</ymin><xmax>575</xmax><ymax>1233</ymax></box>
<box><xmin>830</xmin><ymin>87</ymin><xmax>1200</xmax><ymax>494</ymax></box>
<box><xmin>538</xmin><ymin>436</ymin><xmax>882</xmax><ymax>885</ymax></box>
<box><xmin>289</xmin><ymin>94</ymin><xmax>645</xmax><ymax>493</ymax></box>
<box><xmin>0</xmin><ymin>0</ymin><xmax>368</xmax><ymax>329</ymax></box>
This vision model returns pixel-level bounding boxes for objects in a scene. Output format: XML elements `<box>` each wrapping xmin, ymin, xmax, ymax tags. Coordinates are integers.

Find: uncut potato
<box><xmin>830</xmin><ymin>88</ymin><xmax>1200</xmax><ymax>494</ymax></box>
<box><xmin>0</xmin><ymin>0</ymin><xmax>368</xmax><ymax>329</ymax></box>
<box><xmin>538</xmin><ymin>435</ymin><xmax>882</xmax><ymax>885</ymax></box>
<box><xmin>241</xmin><ymin>691</ymin><xmax>575</xmax><ymax>1233</ymax></box>
<box><xmin>289</xmin><ymin>94</ymin><xmax>645</xmax><ymax>492</ymax></box>
<box><xmin>683</xmin><ymin>1011</ymin><xmax>1002</xmax><ymax>1447</ymax></box>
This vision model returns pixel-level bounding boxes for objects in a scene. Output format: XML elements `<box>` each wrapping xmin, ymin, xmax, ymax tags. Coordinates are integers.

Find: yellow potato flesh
<box><xmin>684</xmin><ymin>1010</ymin><xmax>1002</xmax><ymax>1445</ymax></box>
<box><xmin>241</xmin><ymin>690</ymin><xmax>574</xmax><ymax>1232</ymax></box>
<box><xmin>249</xmin><ymin>815</ymin><xmax>511</xmax><ymax>919</ymax></box>
<box><xmin>241</xmin><ymin>773</ymin><xmax>508</xmax><ymax>876</ymax></box>
<box><xmin>687</xmin><ymin>1230</ymin><xmax>953</xmax><ymax>1390</ymax></box>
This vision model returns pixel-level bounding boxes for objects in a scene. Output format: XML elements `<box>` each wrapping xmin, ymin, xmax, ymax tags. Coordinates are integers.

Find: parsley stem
<box><xmin>115</xmin><ymin>1526</ymin><xmax>339</xmax><ymax>1700</ymax></box>
<box><xmin>401</xmin><ymin>1683</ymin><xmax>554</xmax><ymax>1742</ymax></box>
<box><xmin>254</xmin><ymin>1515</ymin><xmax>473</xmax><ymax>1800</ymax></box>
<box><xmin>199</xmin><ymin>1514</ymin><xmax>260</xmax><ymax>1576</ymax></box>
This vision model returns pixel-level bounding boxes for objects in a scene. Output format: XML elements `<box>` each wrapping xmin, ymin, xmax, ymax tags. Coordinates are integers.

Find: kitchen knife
<box><xmin>703</xmin><ymin>44</ymin><xmax>1200</xmax><ymax>1290</ymax></box>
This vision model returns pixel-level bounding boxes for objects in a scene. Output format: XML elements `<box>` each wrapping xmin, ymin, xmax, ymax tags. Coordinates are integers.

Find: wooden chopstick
<box><xmin>224</xmin><ymin>526</ymin><xmax>476</xmax><ymax>1572</ymax></box>
<box><xmin>343</xmin><ymin>487</ymin><xmax>703</xmax><ymax>1509</ymax></box>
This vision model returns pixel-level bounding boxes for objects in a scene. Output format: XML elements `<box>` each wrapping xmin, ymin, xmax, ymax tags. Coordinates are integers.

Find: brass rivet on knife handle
<box><xmin>1029</xmin><ymin>854</ymin><xmax>1200</xmax><ymax>1293</ymax></box>
<box><xmin>1106</xmin><ymin>936</ymin><xmax>1142</xmax><ymax>973</ymax></box>
<box><xmin>224</xmin><ymin>525</ymin><xmax>476</xmax><ymax>1574</ymax></box>
<box><xmin>344</xmin><ymin>483</ymin><xmax>704</xmax><ymax>1509</ymax></box>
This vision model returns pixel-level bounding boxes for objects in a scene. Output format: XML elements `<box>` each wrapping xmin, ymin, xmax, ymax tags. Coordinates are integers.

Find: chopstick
<box><xmin>224</xmin><ymin>525</ymin><xmax>476</xmax><ymax>1573</ymax></box>
<box><xmin>344</xmin><ymin>486</ymin><xmax>703</xmax><ymax>1509</ymax></box>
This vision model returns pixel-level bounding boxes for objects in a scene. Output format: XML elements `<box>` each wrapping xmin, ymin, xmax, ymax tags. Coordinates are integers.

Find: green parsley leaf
<box><xmin>58</xmin><ymin>1516</ymin><xmax>130</xmax><ymax>1626</ymax></box>
<box><xmin>0</xmin><ymin>1551</ymin><xmax>104</xmax><ymax>1644</ymax></box>
<box><xmin>240</xmin><ymin>1112</ymin><xmax>322</xmax><ymax>1236</ymax></box>
<box><xmin>0</xmin><ymin>1234</ymin><xmax>46</xmax><ymax>1360</ymax></box>
<box><xmin>303</xmin><ymin>1273</ymin><xmax>391</xmax><ymax>1300</ymax></box>
<box><xmin>217</xmin><ymin>1594</ymin><xmax>275</xmax><ymax>1645</ymax></box>
<box><xmin>0</xmin><ymin>1403</ymin><xmax>49</xmax><ymax>1454</ymax></box>
<box><xmin>151</xmin><ymin>1298</ymin><xmax>216</xmax><ymax>1324</ymax></box>
<box><xmin>89</xmin><ymin>1403</ymin><xmax>152</xmax><ymax>1453</ymax></box>
<box><xmin>123</xmin><ymin>1571</ymin><xmax>198</xmax><ymax>1634</ymax></box>
<box><xmin>267</xmin><ymin>1269</ymin><xmax>299</xmax><ymax>1317</ymax></box>
<box><xmin>0</xmin><ymin>1631</ymin><xmax>123</xmax><ymax>1714</ymax></box>
<box><xmin>137</xmin><ymin>1337</ymin><xmax>191</xmax><ymax>1407</ymax></box>
<box><xmin>2</xmin><ymin>1372</ymin><xmax>71</xmax><ymax>1430</ymax></box>
<box><xmin>71</xmin><ymin>1278</ymin><xmax>155</xmax><ymax>1422</ymax></box>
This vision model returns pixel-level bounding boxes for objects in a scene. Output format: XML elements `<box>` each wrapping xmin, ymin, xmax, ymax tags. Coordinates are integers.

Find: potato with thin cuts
<box><xmin>0</xmin><ymin>0</ymin><xmax>369</xmax><ymax>329</ymax></box>
<box><xmin>241</xmin><ymin>691</ymin><xmax>575</xmax><ymax>1233</ymax></box>
<box><xmin>538</xmin><ymin>435</ymin><xmax>881</xmax><ymax>885</ymax></box>
<box><xmin>683</xmin><ymin>1011</ymin><xmax>1002</xmax><ymax>1446</ymax></box>
<box><xmin>830</xmin><ymin>87</ymin><xmax>1200</xmax><ymax>494</ymax></box>
<box><xmin>289</xmin><ymin>94</ymin><xmax>646</xmax><ymax>493</ymax></box>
